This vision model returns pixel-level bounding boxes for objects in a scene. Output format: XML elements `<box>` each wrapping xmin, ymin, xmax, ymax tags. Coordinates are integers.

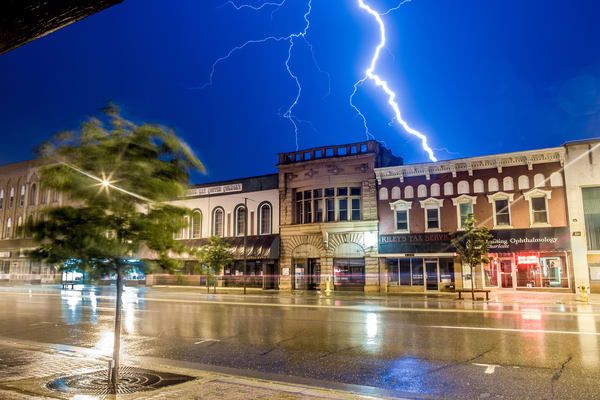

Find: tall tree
<box><xmin>26</xmin><ymin>105</ymin><xmax>204</xmax><ymax>391</ymax></box>
<box><xmin>197</xmin><ymin>235</ymin><xmax>234</xmax><ymax>294</ymax></box>
<box><xmin>451</xmin><ymin>216</ymin><xmax>493</xmax><ymax>300</ymax></box>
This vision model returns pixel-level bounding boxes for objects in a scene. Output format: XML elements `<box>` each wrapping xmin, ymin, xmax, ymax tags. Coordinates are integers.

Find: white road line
<box><xmin>473</xmin><ymin>363</ymin><xmax>500</xmax><ymax>374</ymax></box>
<box><xmin>2</xmin><ymin>291</ymin><xmax>600</xmax><ymax>317</ymax></box>
<box><xmin>428</xmin><ymin>325</ymin><xmax>600</xmax><ymax>335</ymax></box>
<box><xmin>194</xmin><ymin>339</ymin><xmax>220</xmax><ymax>345</ymax></box>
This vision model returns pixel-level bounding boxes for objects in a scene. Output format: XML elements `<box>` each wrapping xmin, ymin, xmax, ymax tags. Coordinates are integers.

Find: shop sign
<box><xmin>185</xmin><ymin>183</ymin><xmax>242</xmax><ymax>197</ymax></box>
<box><xmin>379</xmin><ymin>232</ymin><xmax>453</xmax><ymax>254</ymax></box>
<box><xmin>379</xmin><ymin>227</ymin><xmax>571</xmax><ymax>254</ymax></box>
<box><xmin>488</xmin><ymin>227</ymin><xmax>571</xmax><ymax>252</ymax></box>
<box><xmin>0</xmin><ymin>252</ymin><xmax>10</xmax><ymax>258</ymax></box>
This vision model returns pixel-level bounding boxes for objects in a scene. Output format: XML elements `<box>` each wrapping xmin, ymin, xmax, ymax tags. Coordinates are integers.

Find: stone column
<box><xmin>379</xmin><ymin>257</ymin><xmax>388</xmax><ymax>293</ymax></box>
<box><xmin>364</xmin><ymin>256</ymin><xmax>380</xmax><ymax>292</ymax></box>
<box><xmin>319</xmin><ymin>256</ymin><xmax>333</xmax><ymax>291</ymax></box>
<box><xmin>279</xmin><ymin>256</ymin><xmax>292</xmax><ymax>290</ymax></box>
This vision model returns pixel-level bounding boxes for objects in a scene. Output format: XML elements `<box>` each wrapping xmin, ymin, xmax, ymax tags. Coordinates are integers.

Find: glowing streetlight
<box><xmin>101</xmin><ymin>179</ymin><xmax>110</xmax><ymax>188</ymax></box>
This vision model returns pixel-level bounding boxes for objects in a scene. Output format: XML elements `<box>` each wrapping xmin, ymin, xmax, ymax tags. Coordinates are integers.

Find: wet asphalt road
<box><xmin>0</xmin><ymin>285</ymin><xmax>599</xmax><ymax>399</ymax></box>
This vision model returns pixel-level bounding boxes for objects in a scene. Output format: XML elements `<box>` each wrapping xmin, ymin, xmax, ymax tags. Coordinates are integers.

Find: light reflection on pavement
<box><xmin>0</xmin><ymin>284</ymin><xmax>599</xmax><ymax>399</ymax></box>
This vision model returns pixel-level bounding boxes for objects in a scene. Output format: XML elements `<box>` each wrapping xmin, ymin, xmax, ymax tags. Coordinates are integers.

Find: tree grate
<box><xmin>45</xmin><ymin>366</ymin><xmax>194</xmax><ymax>395</ymax></box>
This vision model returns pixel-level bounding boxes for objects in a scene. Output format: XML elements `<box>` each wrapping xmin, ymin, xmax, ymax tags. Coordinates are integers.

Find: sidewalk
<box><xmin>0</xmin><ymin>339</ymin><xmax>406</xmax><ymax>400</ymax></box>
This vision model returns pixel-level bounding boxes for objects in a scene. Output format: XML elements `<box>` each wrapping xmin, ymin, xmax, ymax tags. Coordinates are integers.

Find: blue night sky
<box><xmin>1</xmin><ymin>0</ymin><xmax>599</xmax><ymax>183</ymax></box>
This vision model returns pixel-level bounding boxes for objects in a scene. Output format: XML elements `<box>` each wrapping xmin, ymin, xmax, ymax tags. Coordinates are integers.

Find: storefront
<box><xmin>481</xmin><ymin>227</ymin><xmax>572</xmax><ymax>290</ymax></box>
<box><xmin>209</xmin><ymin>234</ymin><xmax>280</xmax><ymax>289</ymax></box>
<box><xmin>379</xmin><ymin>232</ymin><xmax>456</xmax><ymax>292</ymax></box>
<box><xmin>379</xmin><ymin>227</ymin><xmax>572</xmax><ymax>292</ymax></box>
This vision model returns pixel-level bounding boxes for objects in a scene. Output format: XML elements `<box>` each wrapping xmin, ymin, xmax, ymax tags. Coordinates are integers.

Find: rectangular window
<box><xmin>459</xmin><ymin>202</ymin><xmax>473</xmax><ymax>227</ymax></box>
<box><xmin>582</xmin><ymin>187</ymin><xmax>600</xmax><ymax>250</ymax></box>
<box><xmin>351</xmin><ymin>198</ymin><xmax>361</xmax><ymax>221</ymax></box>
<box><xmin>303</xmin><ymin>200</ymin><xmax>312</xmax><ymax>224</ymax></box>
<box><xmin>313</xmin><ymin>189</ymin><xmax>322</xmax><ymax>198</ymax></box>
<box><xmin>532</xmin><ymin>197</ymin><xmax>548</xmax><ymax>223</ymax></box>
<box><xmin>426</xmin><ymin>208</ymin><xmax>439</xmax><ymax>230</ymax></box>
<box><xmin>396</xmin><ymin>210</ymin><xmax>408</xmax><ymax>231</ymax></box>
<box><xmin>338</xmin><ymin>199</ymin><xmax>348</xmax><ymax>221</ymax></box>
<box><xmin>326</xmin><ymin>199</ymin><xmax>335</xmax><ymax>222</ymax></box>
<box><xmin>314</xmin><ymin>199</ymin><xmax>323</xmax><ymax>222</ymax></box>
<box><xmin>411</xmin><ymin>258</ymin><xmax>424</xmax><ymax>286</ymax></box>
<box><xmin>337</xmin><ymin>187</ymin><xmax>348</xmax><ymax>196</ymax></box>
<box><xmin>325</xmin><ymin>188</ymin><xmax>334</xmax><ymax>197</ymax></box>
<box><xmin>350</xmin><ymin>187</ymin><xmax>361</xmax><ymax>196</ymax></box>
<box><xmin>295</xmin><ymin>191</ymin><xmax>303</xmax><ymax>224</ymax></box>
<box><xmin>495</xmin><ymin>199</ymin><xmax>510</xmax><ymax>226</ymax></box>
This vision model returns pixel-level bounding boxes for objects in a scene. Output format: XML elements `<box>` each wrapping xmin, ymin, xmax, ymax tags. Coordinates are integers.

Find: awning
<box><xmin>181</xmin><ymin>234</ymin><xmax>279</xmax><ymax>260</ymax></box>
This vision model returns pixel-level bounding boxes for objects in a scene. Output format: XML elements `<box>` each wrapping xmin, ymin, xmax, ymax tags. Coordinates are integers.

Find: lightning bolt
<box><xmin>201</xmin><ymin>0</ymin><xmax>329</xmax><ymax>150</ymax></box>
<box><xmin>351</xmin><ymin>0</ymin><xmax>438</xmax><ymax>162</ymax></box>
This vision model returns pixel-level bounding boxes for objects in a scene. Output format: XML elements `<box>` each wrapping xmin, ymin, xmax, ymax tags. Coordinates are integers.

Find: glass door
<box><xmin>500</xmin><ymin>259</ymin><xmax>514</xmax><ymax>289</ymax></box>
<box><xmin>425</xmin><ymin>259</ymin><xmax>439</xmax><ymax>291</ymax></box>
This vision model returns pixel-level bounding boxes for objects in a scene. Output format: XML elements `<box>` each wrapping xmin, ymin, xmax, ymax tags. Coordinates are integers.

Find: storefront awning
<box><xmin>181</xmin><ymin>234</ymin><xmax>279</xmax><ymax>260</ymax></box>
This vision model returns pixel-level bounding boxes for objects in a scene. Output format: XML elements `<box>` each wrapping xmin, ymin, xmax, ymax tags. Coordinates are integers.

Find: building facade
<box><xmin>0</xmin><ymin>160</ymin><xmax>65</xmax><ymax>283</ymax></box>
<box><xmin>375</xmin><ymin>147</ymin><xmax>573</xmax><ymax>293</ymax></box>
<box><xmin>563</xmin><ymin>138</ymin><xmax>600</xmax><ymax>293</ymax></box>
<box><xmin>162</xmin><ymin>174</ymin><xmax>280</xmax><ymax>289</ymax></box>
<box><xmin>277</xmin><ymin>141</ymin><xmax>402</xmax><ymax>292</ymax></box>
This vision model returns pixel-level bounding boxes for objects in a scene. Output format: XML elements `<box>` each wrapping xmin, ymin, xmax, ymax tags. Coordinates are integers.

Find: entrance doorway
<box><xmin>500</xmin><ymin>258</ymin><xmax>514</xmax><ymax>289</ymax></box>
<box><xmin>293</xmin><ymin>258</ymin><xmax>320</xmax><ymax>290</ymax></box>
<box><xmin>425</xmin><ymin>259</ymin><xmax>439</xmax><ymax>290</ymax></box>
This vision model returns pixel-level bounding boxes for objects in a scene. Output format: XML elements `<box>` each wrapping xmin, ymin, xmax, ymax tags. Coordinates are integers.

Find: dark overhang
<box><xmin>1</xmin><ymin>0</ymin><xmax>123</xmax><ymax>55</ymax></box>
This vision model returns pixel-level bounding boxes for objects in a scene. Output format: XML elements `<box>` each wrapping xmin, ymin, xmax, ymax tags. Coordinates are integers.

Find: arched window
<box><xmin>417</xmin><ymin>184</ymin><xmax>427</xmax><ymax>198</ymax></box>
<box><xmin>212</xmin><ymin>207</ymin><xmax>224</xmax><ymax>236</ymax></box>
<box><xmin>474</xmin><ymin>179</ymin><xmax>485</xmax><ymax>193</ymax></box>
<box><xmin>443</xmin><ymin>182</ymin><xmax>454</xmax><ymax>196</ymax></box>
<box><xmin>191</xmin><ymin>210</ymin><xmax>202</xmax><ymax>238</ymax></box>
<box><xmin>52</xmin><ymin>190</ymin><xmax>59</xmax><ymax>203</ymax></box>
<box><xmin>17</xmin><ymin>216</ymin><xmax>22</xmax><ymax>238</ymax></box>
<box><xmin>39</xmin><ymin>187</ymin><xmax>47</xmax><ymax>204</ymax></box>
<box><xmin>5</xmin><ymin>218</ymin><xmax>11</xmax><ymax>238</ymax></box>
<box><xmin>503</xmin><ymin>177</ymin><xmax>514</xmax><ymax>191</ymax></box>
<box><xmin>29</xmin><ymin>184</ymin><xmax>37</xmax><ymax>205</ymax></box>
<box><xmin>259</xmin><ymin>202</ymin><xmax>272</xmax><ymax>234</ymax></box>
<box><xmin>534</xmin><ymin>173</ymin><xmax>545</xmax><ymax>188</ymax></box>
<box><xmin>9</xmin><ymin>188</ymin><xmax>14</xmax><ymax>208</ymax></box>
<box><xmin>457</xmin><ymin>180</ymin><xmax>469</xmax><ymax>194</ymax></box>
<box><xmin>234</xmin><ymin>205</ymin><xmax>246</xmax><ymax>236</ymax></box>
<box><xmin>550</xmin><ymin>172</ymin><xmax>563</xmax><ymax>187</ymax></box>
<box><xmin>518</xmin><ymin>175</ymin><xmax>530</xmax><ymax>190</ymax></box>
<box><xmin>488</xmin><ymin>178</ymin><xmax>499</xmax><ymax>192</ymax></box>
<box><xmin>430</xmin><ymin>183</ymin><xmax>440</xmax><ymax>197</ymax></box>
<box><xmin>404</xmin><ymin>185</ymin><xmax>414</xmax><ymax>199</ymax></box>
<box><xmin>19</xmin><ymin>185</ymin><xmax>25</xmax><ymax>207</ymax></box>
<box><xmin>378</xmin><ymin>187</ymin><xmax>388</xmax><ymax>200</ymax></box>
<box><xmin>391</xmin><ymin>186</ymin><xmax>401</xmax><ymax>200</ymax></box>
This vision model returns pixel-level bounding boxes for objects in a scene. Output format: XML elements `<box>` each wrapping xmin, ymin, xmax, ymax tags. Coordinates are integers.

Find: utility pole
<box><xmin>243</xmin><ymin>197</ymin><xmax>248</xmax><ymax>295</ymax></box>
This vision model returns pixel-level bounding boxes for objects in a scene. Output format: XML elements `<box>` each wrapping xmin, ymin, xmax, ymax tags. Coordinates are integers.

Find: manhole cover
<box><xmin>45</xmin><ymin>366</ymin><xmax>194</xmax><ymax>395</ymax></box>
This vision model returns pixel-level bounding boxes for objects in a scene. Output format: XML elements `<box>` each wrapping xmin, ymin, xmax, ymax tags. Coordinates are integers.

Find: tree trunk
<box><xmin>206</xmin><ymin>271</ymin><xmax>209</xmax><ymax>294</ymax></box>
<box><xmin>213</xmin><ymin>271</ymin><xmax>217</xmax><ymax>294</ymax></box>
<box><xmin>471</xmin><ymin>263</ymin><xmax>475</xmax><ymax>301</ymax></box>
<box><xmin>110</xmin><ymin>269</ymin><xmax>123</xmax><ymax>392</ymax></box>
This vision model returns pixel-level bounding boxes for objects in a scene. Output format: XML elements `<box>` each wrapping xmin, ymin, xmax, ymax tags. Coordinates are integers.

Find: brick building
<box><xmin>0</xmin><ymin>160</ymin><xmax>66</xmax><ymax>283</ymax></box>
<box><xmin>375</xmin><ymin>146</ymin><xmax>573</xmax><ymax>293</ymax></box>
<box><xmin>277</xmin><ymin>140</ymin><xmax>402</xmax><ymax>291</ymax></box>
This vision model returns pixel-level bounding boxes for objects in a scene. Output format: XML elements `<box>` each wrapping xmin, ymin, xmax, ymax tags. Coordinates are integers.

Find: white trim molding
<box><xmin>523</xmin><ymin>188</ymin><xmax>552</xmax><ymax>227</ymax></box>
<box><xmin>452</xmin><ymin>194</ymin><xmax>477</xmax><ymax>230</ymax></box>
<box><xmin>390</xmin><ymin>199</ymin><xmax>412</xmax><ymax>233</ymax></box>
<box><xmin>375</xmin><ymin>147</ymin><xmax>565</xmax><ymax>182</ymax></box>
<box><xmin>420</xmin><ymin>197</ymin><xmax>444</xmax><ymax>232</ymax></box>
<box><xmin>487</xmin><ymin>192</ymin><xmax>515</xmax><ymax>229</ymax></box>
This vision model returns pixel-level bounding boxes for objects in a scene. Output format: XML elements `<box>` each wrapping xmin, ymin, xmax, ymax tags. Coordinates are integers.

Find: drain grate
<box><xmin>45</xmin><ymin>366</ymin><xmax>194</xmax><ymax>395</ymax></box>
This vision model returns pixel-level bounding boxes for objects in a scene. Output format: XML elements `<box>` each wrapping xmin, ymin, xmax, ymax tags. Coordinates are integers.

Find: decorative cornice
<box><xmin>451</xmin><ymin>194</ymin><xmax>478</xmax><ymax>205</ymax></box>
<box><xmin>375</xmin><ymin>147</ymin><xmax>565</xmax><ymax>181</ymax></box>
